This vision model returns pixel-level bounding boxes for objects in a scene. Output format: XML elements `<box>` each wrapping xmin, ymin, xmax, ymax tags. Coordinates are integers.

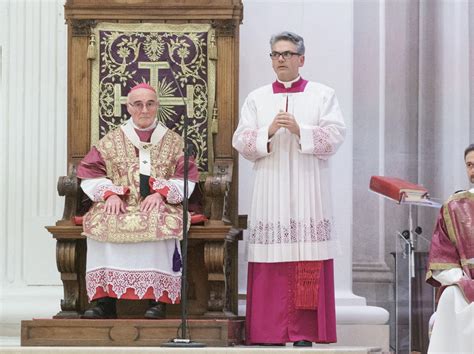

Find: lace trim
<box><xmin>312</xmin><ymin>128</ymin><xmax>333</xmax><ymax>155</ymax></box>
<box><xmin>166</xmin><ymin>184</ymin><xmax>183</xmax><ymax>204</ymax></box>
<box><xmin>242</xmin><ymin>130</ymin><xmax>258</xmax><ymax>159</ymax></box>
<box><xmin>86</xmin><ymin>268</ymin><xmax>181</xmax><ymax>303</ymax></box>
<box><xmin>152</xmin><ymin>178</ymin><xmax>183</xmax><ymax>204</ymax></box>
<box><xmin>93</xmin><ymin>184</ymin><xmax>126</xmax><ymax>202</ymax></box>
<box><xmin>248</xmin><ymin>218</ymin><xmax>331</xmax><ymax>244</ymax></box>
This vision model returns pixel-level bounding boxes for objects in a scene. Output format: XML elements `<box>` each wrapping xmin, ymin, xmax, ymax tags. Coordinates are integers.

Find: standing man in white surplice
<box><xmin>233</xmin><ymin>31</ymin><xmax>345</xmax><ymax>347</ymax></box>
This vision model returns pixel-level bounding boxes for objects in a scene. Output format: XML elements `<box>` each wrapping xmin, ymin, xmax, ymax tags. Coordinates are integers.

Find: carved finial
<box><xmin>86</xmin><ymin>34</ymin><xmax>96</xmax><ymax>60</ymax></box>
<box><xmin>209</xmin><ymin>32</ymin><xmax>217</xmax><ymax>60</ymax></box>
<box><xmin>211</xmin><ymin>106</ymin><xmax>218</xmax><ymax>134</ymax></box>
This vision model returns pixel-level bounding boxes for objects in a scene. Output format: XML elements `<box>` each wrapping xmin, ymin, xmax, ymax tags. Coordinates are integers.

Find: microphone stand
<box><xmin>161</xmin><ymin>63</ymin><xmax>205</xmax><ymax>348</ymax></box>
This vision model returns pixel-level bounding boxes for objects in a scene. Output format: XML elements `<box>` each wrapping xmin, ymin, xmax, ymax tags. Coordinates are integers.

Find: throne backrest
<box><xmin>90</xmin><ymin>23</ymin><xmax>215</xmax><ymax>179</ymax></box>
<box><xmin>61</xmin><ymin>0</ymin><xmax>243</xmax><ymax>226</ymax></box>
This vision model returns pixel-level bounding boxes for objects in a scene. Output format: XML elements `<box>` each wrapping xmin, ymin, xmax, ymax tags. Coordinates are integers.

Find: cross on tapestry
<box><xmin>90</xmin><ymin>22</ymin><xmax>217</xmax><ymax>178</ymax></box>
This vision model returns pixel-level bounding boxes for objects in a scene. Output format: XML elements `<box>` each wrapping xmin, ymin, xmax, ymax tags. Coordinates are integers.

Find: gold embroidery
<box><xmin>83</xmin><ymin>128</ymin><xmax>189</xmax><ymax>243</ymax></box>
<box><xmin>428</xmin><ymin>262</ymin><xmax>462</xmax><ymax>270</ymax></box>
<box><xmin>444</xmin><ymin>191</ymin><xmax>474</xmax><ymax>246</ymax></box>
<box><xmin>90</xmin><ymin>23</ymin><xmax>216</xmax><ymax>179</ymax></box>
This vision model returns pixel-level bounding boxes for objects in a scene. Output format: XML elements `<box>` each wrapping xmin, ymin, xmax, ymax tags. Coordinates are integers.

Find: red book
<box><xmin>369</xmin><ymin>176</ymin><xmax>429</xmax><ymax>203</ymax></box>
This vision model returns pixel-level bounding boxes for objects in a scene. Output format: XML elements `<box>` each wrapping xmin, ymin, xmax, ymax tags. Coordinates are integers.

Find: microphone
<box><xmin>161</xmin><ymin>60</ymin><xmax>205</xmax><ymax>348</ymax></box>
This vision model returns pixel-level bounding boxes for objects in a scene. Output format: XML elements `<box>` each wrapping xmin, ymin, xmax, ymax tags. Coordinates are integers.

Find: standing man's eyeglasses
<box><xmin>269</xmin><ymin>51</ymin><xmax>301</xmax><ymax>60</ymax></box>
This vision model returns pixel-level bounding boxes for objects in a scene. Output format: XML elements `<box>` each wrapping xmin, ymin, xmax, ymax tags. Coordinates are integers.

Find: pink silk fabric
<box><xmin>427</xmin><ymin>193</ymin><xmax>474</xmax><ymax>303</ymax></box>
<box><xmin>245</xmin><ymin>259</ymin><xmax>337</xmax><ymax>345</ymax></box>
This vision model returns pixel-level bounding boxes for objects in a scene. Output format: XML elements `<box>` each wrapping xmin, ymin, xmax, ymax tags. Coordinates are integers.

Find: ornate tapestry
<box><xmin>91</xmin><ymin>23</ymin><xmax>216</xmax><ymax>178</ymax></box>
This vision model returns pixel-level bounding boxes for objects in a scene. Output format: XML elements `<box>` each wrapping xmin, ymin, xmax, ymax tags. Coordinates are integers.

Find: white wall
<box><xmin>419</xmin><ymin>0</ymin><xmax>472</xmax><ymax>199</ymax></box>
<box><xmin>0</xmin><ymin>0</ymin><xmax>67</xmax><ymax>329</ymax></box>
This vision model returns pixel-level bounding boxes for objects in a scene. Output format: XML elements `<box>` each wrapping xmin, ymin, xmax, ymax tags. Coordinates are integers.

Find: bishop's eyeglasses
<box><xmin>269</xmin><ymin>51</ymin><xmax>301</xmax><ymax>60</ymax></box>
<box><xmin>128</xmin><ymin>101</ymin><xmax>158</xmax><ymax>111</ymax></box>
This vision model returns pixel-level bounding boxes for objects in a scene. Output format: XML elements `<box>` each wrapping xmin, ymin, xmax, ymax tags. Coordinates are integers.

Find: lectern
<box><xmin>369</xmin><ymin>175</ymin><xmax>440</xmax><ymax>353</ymax></box>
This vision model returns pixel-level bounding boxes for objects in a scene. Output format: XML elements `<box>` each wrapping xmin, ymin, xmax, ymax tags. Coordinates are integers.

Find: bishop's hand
<box><xmin>140</xmin><ymin>192</ymin><xmax>163</xmax><ymax>212</ymax></box>
<box><xmin>104</xmin><ymin>194</ymin><xmax>126</xmax><ymax>215</ymax></box>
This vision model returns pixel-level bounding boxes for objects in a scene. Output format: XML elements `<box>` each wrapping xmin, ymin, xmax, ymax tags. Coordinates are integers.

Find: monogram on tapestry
<box><xmin>90</xmin><ymin>22</ymin><xmax>217</xmax><ymax>179</ymax></box>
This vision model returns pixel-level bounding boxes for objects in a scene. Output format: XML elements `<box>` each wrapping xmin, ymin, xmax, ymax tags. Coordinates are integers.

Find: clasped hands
<box><xmin>268</xmin><ymin>110</ymin><xmax>300</xmax><ymax>138</ymax></box>
<box><xmin>104</xmin><ymin>193</ymin><xmax>163</xmax><ymax>215</ymax></box>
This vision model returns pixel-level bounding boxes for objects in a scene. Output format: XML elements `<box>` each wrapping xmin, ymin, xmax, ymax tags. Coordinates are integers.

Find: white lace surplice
<box><xmin>233</xmin><ymin>82</ymin><xmax>346</xmax><ymax>263</ymax></box>
<box><xmin>85</xmin><ymin>238</ymin><xmax>182</xmax><ymax>302</ymax></box>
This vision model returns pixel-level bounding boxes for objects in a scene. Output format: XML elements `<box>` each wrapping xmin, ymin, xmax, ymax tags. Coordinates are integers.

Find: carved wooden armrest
<box><xmin>204</xmin><ymin>158</ymin><xmax>233</xmax><ymax>224</ymax></box>
<box><xmin>57</xmin><ymin>163</ymin><xmax>81</xmax><ymax>225</ymax></box>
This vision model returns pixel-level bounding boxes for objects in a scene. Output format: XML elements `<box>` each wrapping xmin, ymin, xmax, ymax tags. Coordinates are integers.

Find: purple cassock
<box><xmin>246</xmin><ymin>260</ymin><xmax>336</xmax><ymax>344</ymax></box>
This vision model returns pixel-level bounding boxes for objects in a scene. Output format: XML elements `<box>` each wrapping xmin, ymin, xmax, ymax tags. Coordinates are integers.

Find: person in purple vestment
<box><xmin>77</xmin><ymin>83</ymin><xmax>198</xmax><ymax>319</ymax></box>
<box><xmin>233</xmin><ymin>31</ymin><xmax>346</xmax><ymax>347</ymax></box>
<box><xmin>425</xmin><ymin>144</ymin><xmax>474</xmax><ymax>353</ymax></box>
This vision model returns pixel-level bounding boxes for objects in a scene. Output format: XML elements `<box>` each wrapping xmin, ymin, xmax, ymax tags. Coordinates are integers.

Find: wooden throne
<box><xmin>22</xmin><ymin>0</ymin><xmax>244</xmax><ymax>347</ymax></box>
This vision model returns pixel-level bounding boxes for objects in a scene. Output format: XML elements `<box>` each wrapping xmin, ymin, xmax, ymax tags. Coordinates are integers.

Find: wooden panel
<box><xmin>64</xmin><ymin>0</ymin><xmax>243</xmax><ymax>21</ymax></box>
<box><xmin>47</xmin><ymin>225</ymin><xmax>241</xmax><ymax>240</ymax></box>
<box><xmin>230</xmin><ymin>29</ymin><xmax>240</xmax><ymax>224</ymax></box>
<box><xmin>68</xmin><ymin>33</ymin><xmax>91</xmax><ymax>161</ymax></box>
<box><xmin>214</xmin><ymin>30</ymin><xmax>240</xmax><ymax>223</ymax></box>
<box><xmin>21</xmin><ymin>318</ymin><xmax>244</xmax><ymax>347</ymax></box>
<box><xmin>215</xmin><ymin>35</ymin><xmax>236</xmax><ymax>158</ymax></box>
<box><xmin>67</xmin><ymin>0</ymin><xmax>240</xmax><ymax>5</ymax></box>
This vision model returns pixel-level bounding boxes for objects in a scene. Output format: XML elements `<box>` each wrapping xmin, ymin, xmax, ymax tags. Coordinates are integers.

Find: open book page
<box><xmin>400</xmin><ymin>198</ymin><xmax>442</xmax><ymax>208</ymax></box>
<box><xmin>401</xmin><ymin>190</ymin><xmax>429</xmax><ymax>202</ymax></box>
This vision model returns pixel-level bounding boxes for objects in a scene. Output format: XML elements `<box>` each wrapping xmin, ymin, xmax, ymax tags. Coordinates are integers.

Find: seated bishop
<box><xmin>77</xmin><ymin>82</ymin><xmax>198</xmax><ymax>319</ymax></box>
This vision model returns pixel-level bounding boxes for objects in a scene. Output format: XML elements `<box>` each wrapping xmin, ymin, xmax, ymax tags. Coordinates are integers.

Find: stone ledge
<box><xmin>352</xmin><ymin>262</ymin><xmax>393</xmax><ymax>283</ymax></box>
<box><xmin>336</xmin><ymin>306</ymin><xmax>389</xmax><ymax>325</ymax></box>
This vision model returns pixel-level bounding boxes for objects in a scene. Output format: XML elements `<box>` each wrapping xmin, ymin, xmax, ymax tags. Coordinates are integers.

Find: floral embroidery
<box><xmin>242</xmin><ymin>130</ymin><xmax>258</xmax><ymax>159</ymax></box>
<box><xmin>248</xmin><ymin>218</ymin><xmax>331</xmax><ymax>244</ymax></box>
<box><xmin>92</xmin><ymin>184</ymin><xmax>126</xmax><ymax>202</ymax></box>
<box><xmin>152</xmin><ymin>178</ymin><xmax>183</xmax><ymax>204</ymax></box>
<box><xmin>312</xmin><ymin>128</ymin><xmax>333</xmax><ymax>155</ymax></box>
<box><xmin>86</xmin><ymin>268</ymin><xmax>181</xmax><ymax>303</ymax></box>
